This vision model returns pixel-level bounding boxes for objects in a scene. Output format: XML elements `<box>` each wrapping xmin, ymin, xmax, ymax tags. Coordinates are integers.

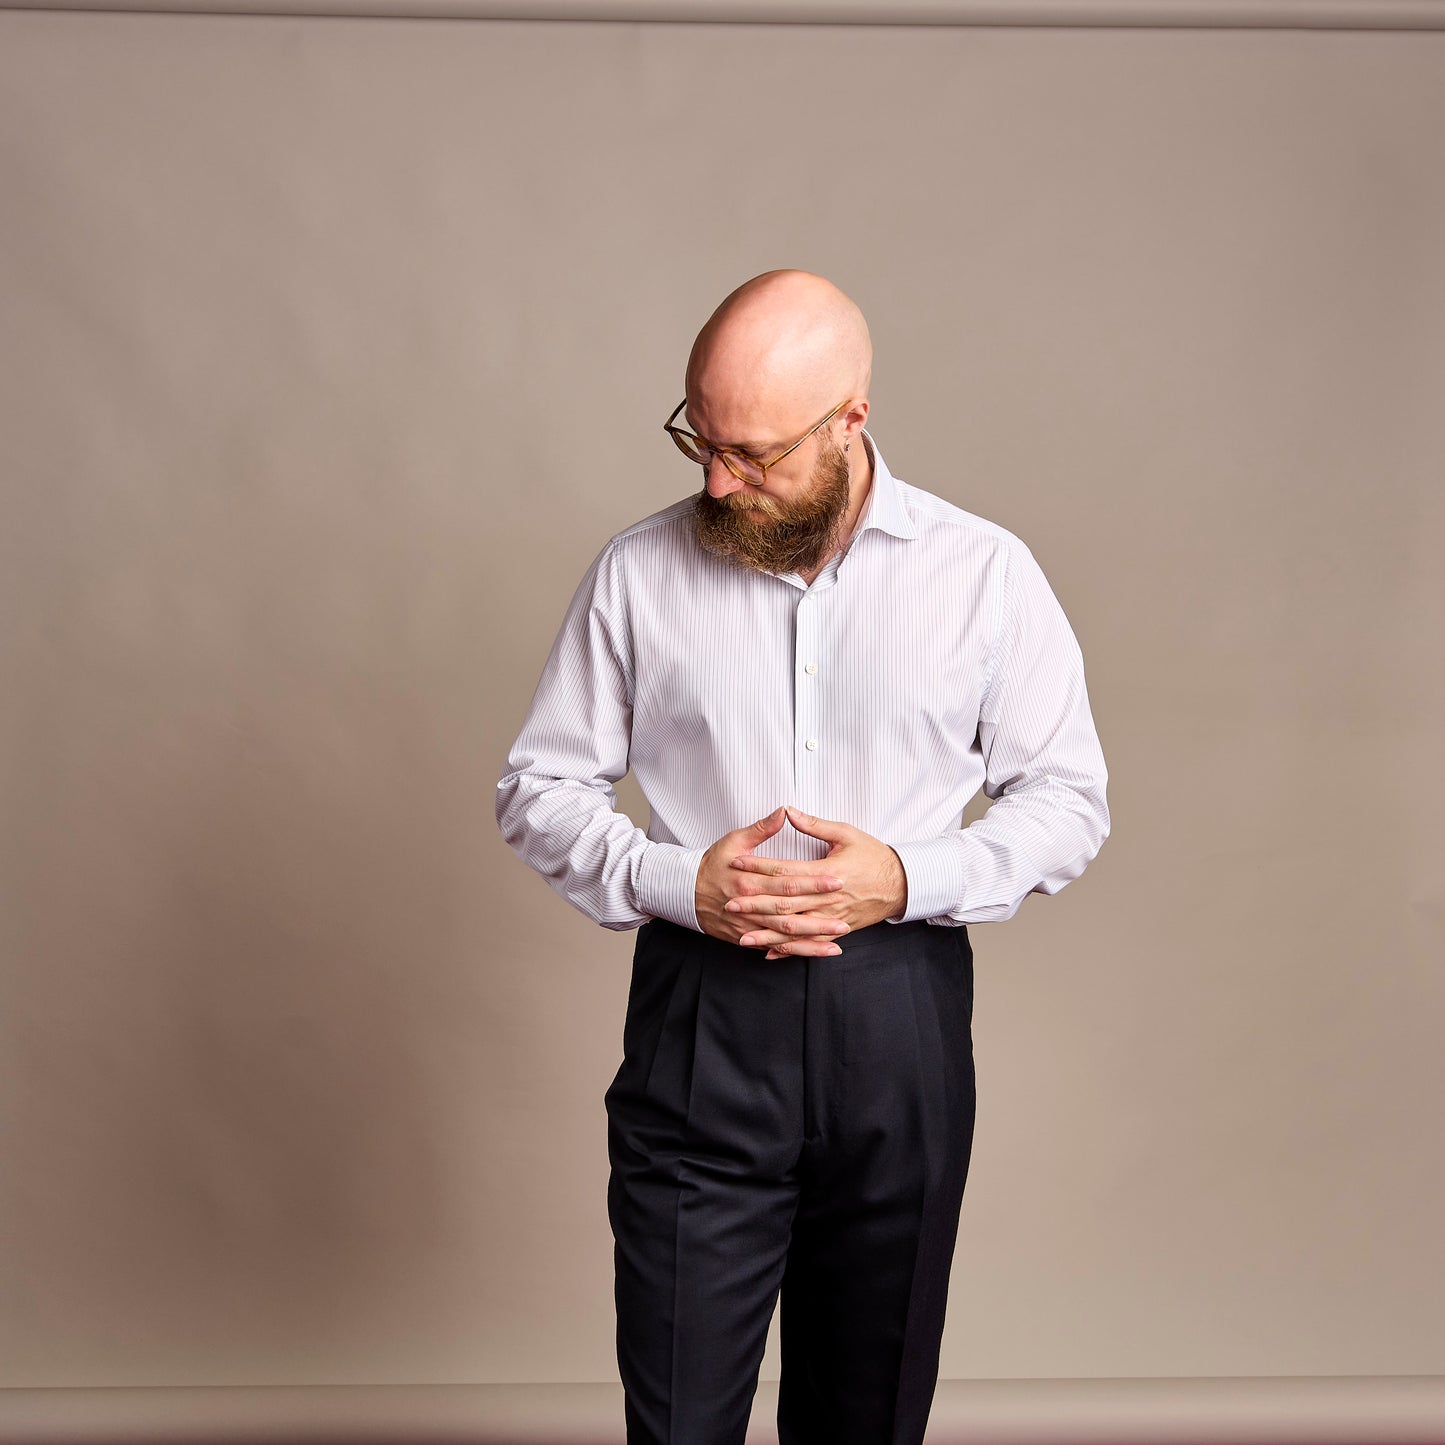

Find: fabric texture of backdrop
<box><xmin>0</xmin><ymin>6</ymin><xmax>1442</xmax><ymax>1395</ymax></box>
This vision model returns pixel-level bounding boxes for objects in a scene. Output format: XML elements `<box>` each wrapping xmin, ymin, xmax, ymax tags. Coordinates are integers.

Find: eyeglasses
<box><xmin>663</xmin><ymin>398</ymin><xmax>851</xmax><ymax>486</ymax></box>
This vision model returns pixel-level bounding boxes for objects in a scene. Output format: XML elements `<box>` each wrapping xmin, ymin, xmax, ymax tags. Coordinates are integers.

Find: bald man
<box><xmin>497</xmin><ymin>271</ymin><xmax>1110</xmax><ymax>1444</ymax></box>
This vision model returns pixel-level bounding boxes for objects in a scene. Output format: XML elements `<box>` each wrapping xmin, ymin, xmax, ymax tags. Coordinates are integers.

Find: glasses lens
<box><xmin>670</xmin><ymin>429</ymin><xmax>709</xmax><ymax>465</ymax></box>
<box><xmin>669</xmin><ymin>425</ymin><xmax>766</xmax><ymax>484</ymax></box>
<box><xmin>722</xmin><ymin>451</ymin><xmax>765</xmax><ymax>485</ymax></box>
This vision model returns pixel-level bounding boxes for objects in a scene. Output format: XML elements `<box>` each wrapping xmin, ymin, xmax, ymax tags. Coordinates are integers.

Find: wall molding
<box><xmin>6</xmin><ymin>0</ymin><xmax>1445</xmax><ymax>26</ymax></box>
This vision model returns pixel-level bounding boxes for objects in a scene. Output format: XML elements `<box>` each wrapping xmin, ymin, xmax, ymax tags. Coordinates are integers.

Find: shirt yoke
<box><xmin>610</xmin><ymin>497</ymin><xmax>697</xmax><ymax>550</ymax></box>
<box><xmin>893</xmin><ymin>478</ymin><xmax>1029</xmax><ymax>560</ymax></box>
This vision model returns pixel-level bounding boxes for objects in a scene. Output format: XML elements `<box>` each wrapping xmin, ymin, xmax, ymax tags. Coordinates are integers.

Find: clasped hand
<box><xmin>694</xmin><ymin>805</ymin><xmax>907</xmax><ymax>959</ymax></box>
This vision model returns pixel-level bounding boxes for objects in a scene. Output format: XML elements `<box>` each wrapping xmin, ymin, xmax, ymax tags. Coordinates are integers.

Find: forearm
<box><xmin>890</xmin><ymin>771</ymin><xmax>1109</xmax><ymax>925</ymax></box>
<box><xmin>495</xmin><ymin>770</ymin><xmax>705</xmax><ymax>931</ymax></box>
<box><xmin>496</xmin><ymin>536</ymin><xmax>711</xmax><ymax>931</ymax></box>
<box><xmin>886</xmin><ymin>535</ymin><xmax>1110</xmax><ymax>926</ymax></box>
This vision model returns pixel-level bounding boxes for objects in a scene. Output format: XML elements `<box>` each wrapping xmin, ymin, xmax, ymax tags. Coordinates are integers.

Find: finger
<box><xmin>784</xmin><ymin>806</ymin><xmax>851</xmax><ymax>843</ymax></box>
<box><xmin>739</xmin><ymin>918</ymin><xmax>851</xmax><ymax>947</ymax></box>
<box><xmin>734</xmin><ymin>807</ymin><xmax>787</xmax><ymax>846</ymax></box>
<box><xmin>734</xmin><ymin>872</ymin><xmax>843</xmax><ymax>895</ymax></box>
<box><xmin>732</xmin><ymin>911</ymin><xmax>848</xmax><ymax>936</ymax></box>
<box><xmin>730</xmin><ymin>856</ymin><xmax>839</xmax><ymax>880</ymax></box>
<box><xmin>725</xmin><ymin>889</ymin><xmax>844</xmax><ymax>916</ymax></box>
<box><xmin>765</xmin><ymin>940</ymin><xmax>843</xmax><ymax>959</ymax></box>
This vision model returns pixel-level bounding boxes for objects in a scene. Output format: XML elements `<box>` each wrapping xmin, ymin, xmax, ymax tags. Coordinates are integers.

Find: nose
<box><xmin>705</xmin><ymin>456</ymin><xmax>747</xmax><ymax>499</ymax></box>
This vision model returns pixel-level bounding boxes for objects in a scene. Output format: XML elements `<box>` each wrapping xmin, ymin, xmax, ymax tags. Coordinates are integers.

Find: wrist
<box><xmin>886</xmin><ymin>847</ymin><xmax>908</xmax><ymax>922</ymax></box>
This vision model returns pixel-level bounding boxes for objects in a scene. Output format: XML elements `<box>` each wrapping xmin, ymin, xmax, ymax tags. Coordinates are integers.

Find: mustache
<box><xmin>689</xmin><ymin>435</ymin><xmax>852</xmax><ymax>576</ymax></box>
<box><xmin>708</xmin><ymin>491</ymin><xmax>780</xmax><ymax>514</ymax></box>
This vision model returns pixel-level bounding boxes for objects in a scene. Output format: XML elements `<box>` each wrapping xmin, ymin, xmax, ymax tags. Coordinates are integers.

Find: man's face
<box><xmin>691</xmin><ymin>430</ymin><xmax>852</xmax><ymax>576</ymax></box>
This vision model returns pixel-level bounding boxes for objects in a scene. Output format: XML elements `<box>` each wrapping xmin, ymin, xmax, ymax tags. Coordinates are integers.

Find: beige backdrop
<box><xmin>1</xmin><ymin>6</ymin><xmax>1442</xmax><ymax>1396</ymax></box>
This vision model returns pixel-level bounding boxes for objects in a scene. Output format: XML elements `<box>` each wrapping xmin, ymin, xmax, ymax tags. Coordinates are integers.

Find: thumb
<box><xmin>785</xmin><ymin>805</ymin><xmax>849</xmax><ymax>843</ymax></box>
<box><xmin>736</xmin><ymin>806</ymin><xmax>787</xmax><ymax>849</ymax></box>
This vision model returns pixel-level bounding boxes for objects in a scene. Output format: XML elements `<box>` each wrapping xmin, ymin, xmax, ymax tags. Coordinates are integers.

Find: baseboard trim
<box><xmin>2</xmin><ymin>1376</ymin><xmax>1443</xmax><ymax>1444</ymax></box>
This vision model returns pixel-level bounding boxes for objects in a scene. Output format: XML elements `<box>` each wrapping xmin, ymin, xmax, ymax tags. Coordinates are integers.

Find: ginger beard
<box><xmin>691</xmin><ymin>435</ymin><xmax>852</xmax><ymax>576</ymax></box>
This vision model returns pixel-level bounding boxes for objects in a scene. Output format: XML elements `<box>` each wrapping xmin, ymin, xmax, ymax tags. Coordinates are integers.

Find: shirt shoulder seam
<box><xmin>611</xmin><ymin>499</ymin><xmax>697</xmax><ymax>547</ymax></box>
<box><xmin>894</xmin><ymin>478</ymin><xmax>1027</xmax><ymax>550</ymax></box>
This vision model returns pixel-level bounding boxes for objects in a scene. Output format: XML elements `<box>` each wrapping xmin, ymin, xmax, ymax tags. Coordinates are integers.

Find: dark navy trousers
<box><xmin>603</xmin><ymin>916</ymin><xmax>976</xmax><ymax>1445</ymax></box>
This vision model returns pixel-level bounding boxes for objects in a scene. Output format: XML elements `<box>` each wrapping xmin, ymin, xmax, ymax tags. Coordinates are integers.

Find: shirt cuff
<box><xmin>634</xmin><ymin>842</ymin><xmax>707</xmax><ymax>932</ymax></box>
<box><xmin>888</xmin><ymin>837</ymin><xmax>966</xmax><ymax>923</ymax></box>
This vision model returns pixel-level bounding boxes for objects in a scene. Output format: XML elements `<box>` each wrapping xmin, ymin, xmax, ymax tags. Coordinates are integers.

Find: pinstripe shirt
<box><xmin>496</xmin><ymin>431</ymin><xmax>1109</xmax><ymax>933</ymax></box>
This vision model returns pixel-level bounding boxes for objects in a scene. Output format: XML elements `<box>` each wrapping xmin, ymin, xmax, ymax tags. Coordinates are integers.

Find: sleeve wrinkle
<box><xmin>496</xmin><ymin>533</ymin><xmax>701</xmax><ymax>933</ymax></box>
<box><xmin>896</xmin><ymin>536</ymin><xmax>1109</xmax><ymax>927</ymax></box>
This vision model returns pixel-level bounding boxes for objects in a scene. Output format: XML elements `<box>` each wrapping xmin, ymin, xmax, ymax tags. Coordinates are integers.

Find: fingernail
<box><xmin>724</xmin><ymin>900</ymin><xmax>739</xmax><ymax>912</ymax></box>
<box><xmin>826</xmin><ymin>877</ymin><xmax>843</xmax><ymax>889</ymax></box>
<box><xmin>826</xmin><ymin>945</ymin><xmax>842</xmax><ymax>956</ymax></box>
<box><xmin>739</xmin><ymin>935</ymin><xmax>755</xmax><ymax>947</ymax></box>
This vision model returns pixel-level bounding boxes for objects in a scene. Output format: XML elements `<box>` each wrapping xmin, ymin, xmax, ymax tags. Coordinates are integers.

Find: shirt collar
<box><xmin>852</xmin><ymin>430</ymin><xmax>918</xmax><ymax>543</ymax></box>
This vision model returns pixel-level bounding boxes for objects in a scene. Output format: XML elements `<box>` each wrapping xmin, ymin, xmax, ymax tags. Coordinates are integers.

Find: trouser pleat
<box><xmin>605</xmin><ymin>918</ymin><xmax>975</xmax><ymax>1445</ymax></box>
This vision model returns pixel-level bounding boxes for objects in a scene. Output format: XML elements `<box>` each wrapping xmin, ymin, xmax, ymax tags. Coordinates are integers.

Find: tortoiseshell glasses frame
<box><xmin>663</xmin><ymin>398</ymin><xmax>852</xmax><ymax>487</ymax></box>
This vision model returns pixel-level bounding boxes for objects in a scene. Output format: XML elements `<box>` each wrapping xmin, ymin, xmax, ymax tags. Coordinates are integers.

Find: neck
<box><xmin>840</xmin><ymin>433</ymin><xmax>875</xmax><ymax>545</ymax></box>
<box><xmin>797</xmin><ymin>434</ymin><xmax>874</xmax><ymax>585</ymax></box>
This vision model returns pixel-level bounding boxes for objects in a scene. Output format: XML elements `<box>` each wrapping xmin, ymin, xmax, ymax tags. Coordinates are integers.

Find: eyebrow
<box><xmin>682</xmin><ymin>409</ymin><xmax>775</xmax><ymax>455</ymax></box>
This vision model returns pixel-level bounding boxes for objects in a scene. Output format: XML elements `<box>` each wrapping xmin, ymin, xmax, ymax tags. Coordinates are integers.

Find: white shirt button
<box><xmin>804</xmin><ymin>738</ymin><xmax>818</xmax><ymax>751</ymax></box>
<box><xmin>804</xmin><ymin>662</ymin><xmax>819</xmax><ymax>675</ymax></box>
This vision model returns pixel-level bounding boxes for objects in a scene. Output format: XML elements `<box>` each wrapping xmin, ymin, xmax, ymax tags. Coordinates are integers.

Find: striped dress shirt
<box><xmin>496</xmin><ymin>431</ymin><xmax>1109</xmax><ymax>933</ymax></box>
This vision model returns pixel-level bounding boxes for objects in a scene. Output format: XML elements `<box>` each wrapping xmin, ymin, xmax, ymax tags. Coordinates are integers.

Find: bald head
<box><xmin>684</xmin><ymin>270</ymin><xmax>872</xmax><ymax>445</ymax></box>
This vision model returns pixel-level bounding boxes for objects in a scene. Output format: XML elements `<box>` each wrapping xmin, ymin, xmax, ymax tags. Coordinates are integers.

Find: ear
<box><xmin>840</xmin><ymin>398</ymin><xmax>869</xmax><ymax>443</ymax></box>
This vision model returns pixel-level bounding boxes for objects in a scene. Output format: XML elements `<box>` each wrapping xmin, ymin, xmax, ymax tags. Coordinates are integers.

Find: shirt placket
<box><xmin>792</xmin><ymin>584</ymin><xmax>826</xmax><ymax>806</ymax></box>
